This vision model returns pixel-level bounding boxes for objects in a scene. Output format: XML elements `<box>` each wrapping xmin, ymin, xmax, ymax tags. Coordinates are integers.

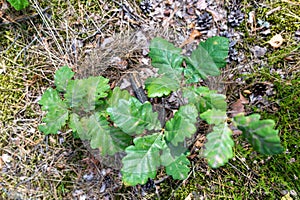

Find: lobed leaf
<box><xmin>121</xmin><ymin>133</ymin><xmax>164</xmax><ymax>186</ymax></box>
<box><xmin>183</xmin><ymin>86</ymin><xmax>227</xmax><ymax>113</ymax></box>
<box><xmin>65</xmin><ymin>76</ymin><xmax>110</xmax><ymax>112</ymax></box>
<box><xmin>145</xmin><ymin>75</ymin><xmax>180</xmax><ymax>97</ymax></box>
<box><xmin>87</xmin><ymin>113</ymin><xmax>131</xmax><ymax>155</ymax></box>
<box><xmin>71</xmin><ymin>113</ymin><xmax>131</xmax><ymax>156</ymax></box>
<box><xmin>38</xmin><ymin>88</ymin><xmax>69</xmax><ymax>134</ymax></box>
<box><xmin>233</xmin><ymin>114</ymin><xmax>283</xmax><ymax>155</ymax></box>
<box><xmin>107</xmin><ymin>87</ymin><xmax>131</xmax><ymax>108</ymax></box>
<box><xmin>7</xmin><ymin>0</ymin><xmax>29</xmax><ymax>10</ymax></box>
<box><xmin>107</xmin><ymin>97</ymin><xmax>161</xmax><ymax>135</ymax></box>
<box><xmin>54</xmin><ymin>66</ymin><xmax>75</xmax><ymax>92</ymax></box>
<box><xmin>69</xmin><ymin>113</ymin><xmax>90</xmax><ymax>140</ymax></box>
<box><xmin>149</xmin><ymin>37</ymin><xmax>183</xmax><ymax>77</ymax></box>
<box><xmin>198</xmin><ymin>36</ymin><xmax>229</xmax><ymax>69</ymax></box>
<box><xmin>200</xmin><ymin>109</ymin><xmax>227</xmax><ymax>125</ymax></box>
<box><xmin>39</xmin><ymin>88</ymin><xmax>63</xmax><ymax>111</ymax></box>
<box><xmin>204</xmin><ymin>123</ymin><xmax>234</xmax><ymax>168</ymax></box>
<box><xmin>38</xmin><ymin>109</ymin><xmax>69</xmax><ymax>134</ymax></box>
<box><xmin>161</xmin><ymin>146</ymin><xmax>190</xmax><ymax>180</ymax></box>
<box><xmin>184</xmin><ymin>36</ymin><xmax>229</xmax><ymax>80</ymax></box>
<box><xmin>165</xmin><ymin>104</ymin><xmax>198</xmax><ymax>146</ymax></box>
<box><xmin>147</xmin><ymin>37</ymin><xmax>184</xmax><ymax>96</ymax></box>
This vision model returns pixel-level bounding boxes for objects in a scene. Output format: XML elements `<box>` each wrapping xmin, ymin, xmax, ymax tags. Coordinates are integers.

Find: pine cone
<box><xmin>228</xmin><ymin>40</ymin><xmax>238</xmax><ymax>62</ymax></box>
<box><xmin>220</xmin><ymin>31</ymin><xmax>233</xmax><ymax>38</ymax></box>
<box><xmin>229</xmin><ymin>47</ymin><xmax>238</xmax><ymax>61</ymax></box>
<box><xmin>196</xmin><ymin>12</ymin><xmax>213</xmax><ymax>31</ymax></box>
<box><xmin>228</xmin><ymin>8</ymin><xmax>244</xmax><ymax>27</ymax></box>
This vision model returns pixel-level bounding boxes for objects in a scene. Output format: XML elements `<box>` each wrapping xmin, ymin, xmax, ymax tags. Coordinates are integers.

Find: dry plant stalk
<box><xmin>78</xmin><ymin>26</ymin><xmax>180</xmax><ymax>79</ymax></box>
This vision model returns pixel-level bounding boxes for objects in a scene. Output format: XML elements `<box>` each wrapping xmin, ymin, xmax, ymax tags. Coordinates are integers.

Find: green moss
<box><xmin>0</xmin><ymin>60</ymin><xmax>25</xmax><ymax>122</ymax></box>
<box><xmin>266</xmin><ymin>45</ymin><xmax>299</xmax><ymax>66</ymax></box>
<box><xmin>240</xmin><ymin>0</ymin><xmax>300</xmax><ymax>53</ymax></box>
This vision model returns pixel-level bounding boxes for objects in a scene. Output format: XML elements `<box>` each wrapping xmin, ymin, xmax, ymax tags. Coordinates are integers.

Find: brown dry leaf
<box><xmin>230</xmin><ymin>93</ymin><xmax>249</xmax><ymax>117</ymax></box>
<box><xmin>239</xmin><ymin>92</ymin><xmax>249</xmax><ymax>104</ymax></box>
<box><xmin>230</xmin><ymin>99</ymin><xmax>244</xmax><ymax>117</ymax></box>
<box><xmin>268</xmin><ymin>34</ymin><xmax>284</xmax><ymax>48</ymax></box>
<box><xmin>233</xmin><ymin>129</ymin><xmax>243</xmax><ymax>136</ymax></box>
<box><xmin>187</xmin><ymin>22</ymin><xmax>196</xmax><ymax>29</ymax></box>
<box><xmin>179</xmin><ymin>29</ymin><xmax>201</xmax><ymax>48</ymax></box>
<box><xmin>190</xmin><ymin>29</ymin><xmax>201</xmax><ymax>39</ymax></box>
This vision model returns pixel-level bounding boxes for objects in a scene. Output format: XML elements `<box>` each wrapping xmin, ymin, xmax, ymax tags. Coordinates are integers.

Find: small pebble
<box><xmin>83</xmin><ymin>173</ymin><xmax>94</xmax><ymax>181</ymax></box>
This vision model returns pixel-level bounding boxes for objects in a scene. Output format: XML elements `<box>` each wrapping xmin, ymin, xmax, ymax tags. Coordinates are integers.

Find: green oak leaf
<box><xmin>183</xmin><ymin>86</ymin><xmax>227</xmax><ymax>113</ymax></box>
<box><xmin>64</xmin><ymin>79</ymin><xmax>85</xmax><ymax>110</ymax></box>
<box><xmin>69</xmin><ymin>113</ymin><xmax>90</xmax><ymax>140</ymax></box>
<box><xmin>107</xmin><ymin>87</ymin><xmax>131</xmax><ymax>108</ymax></box>
<box><xmin>121</xmin><ymin>133</ymin><xmax>164</xmax><ymax>186</ymax></box>
<box><xmin>38</xmin><ymin>88</ymin><xmax>69</xmax><ymax>134</ymax></box>
<box><xmin>200</xmin><ymin>109</ymin><xmax>227</xmax><ymax>125</ymax></box>
<box><xmin>199</xmin><ymin>36</ymin><xmax>229</xmax><ymax>68</ymax></box>
<box><xmin>184</xmin><ymin>36</ymin><xmax>229</xmax><ymax>80</ymax></box>
<box><xmin>161</xmin><ymin>146</ymin><xmax>190</xmax><ymax>180</ymax></box>
<box><xmin>165</xmin><ymin>104</ymin><xmax>198</xmax><ymax>146</ymax></box>
<box><xmin>182</xmin><ymin>67</ymin><xmax>202</xmax><ymax>84</ymax></box>
<box><xmin>39</xmin><ymin>88</ymin><xmax>64</xmax><ymax>111</ymax></box>
<box><xmin>65</xmin><ymin>76</ymin><xmax>110</xmax><ymax>112</ymax></box>
<box><xmin>204</xmin><ymin>123</ymin><xmax>234</xmax><ymax>168</ymax></box>
<box><xmin>38</xmin><ymin>109</ymin><xmax>69</xmax><ymax>135</ymax></box>
<box><xmin>146</xmin><ymin>37</ymin><xmax>184</xmax><ymax>96</ymax></box>
<box><xmin>54</xmin><ymin>66</ymin><xmax>75</xmax><ymax>92</ymax></box>
<box><xmin>87</xmin><ymin>113</ymin><xmax>131</xmax><ymax>155</ymax></box>
<box><xmin>233</xmin><ymin>114</ymin><xmax>284</xmax><ymax>155</ymax></box>
<box><xmin>149</xmin><ymin>37</ymin><xmax>183</xmax><ymax>77</ymax></box>
<box><xmin>145</xmin><ymin>75</ymin><xmax>180</xmax><ymax>97</ymax></box>
<box><xmin>70</xmin><ymin>113</ymin><xmax>131</xmax><ymax>155</ymax></box>
<box><xmin>7</xmin><ymin>0</ymin><xmax>29</xmax><ymax>11</ymax></box>
<box><xmin>107</xmin><ymin>97</ymin><xmax>161</xmax><ymax>135</ymax></box>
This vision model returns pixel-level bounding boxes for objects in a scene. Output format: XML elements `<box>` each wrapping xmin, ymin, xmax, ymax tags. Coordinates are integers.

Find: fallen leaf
<box><xmin>233</xmin><ymin>129</ymin><xmax>243</xmax><ymax>136</ymax></box>
<box><xmin>239</xmin><ymin>93</ymin><xmax>249</xmax><ymax>104</ymax></box>
<box><xmin>268</xmin><ymin>34</ymin><xmax>284</xmax><ymax>48</ymax></box>
<box><xmin>230</xmin><ymin>93</ymin><xmax>249</xmax><ymax>117</ymax></box>
<box><xmin>187</xmin><ymin>22</ymin><xmax>196</xmax><ymax>29</ymax></box>
<box><xmin>179</xmin><ymin>29</ymin><xmax>201</xmax><ymax>48</ymax></box>
<box><xmin>230</xmin><ymin>99</ymin><xmax>244</xmax><ymax>117</ymax></box>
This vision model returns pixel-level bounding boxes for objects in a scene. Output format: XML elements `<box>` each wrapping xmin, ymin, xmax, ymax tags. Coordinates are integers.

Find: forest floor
<box><xmin>0</xmin><ymin>0</ymin><xmax>299</xmax><ymax>199</ymax></box>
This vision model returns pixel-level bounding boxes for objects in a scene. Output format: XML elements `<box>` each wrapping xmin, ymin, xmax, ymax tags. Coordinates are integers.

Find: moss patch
<box><xmin>0</xmin><ymin>31</ymin><xmax>26</xmax><ymax>123</ymax></box>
